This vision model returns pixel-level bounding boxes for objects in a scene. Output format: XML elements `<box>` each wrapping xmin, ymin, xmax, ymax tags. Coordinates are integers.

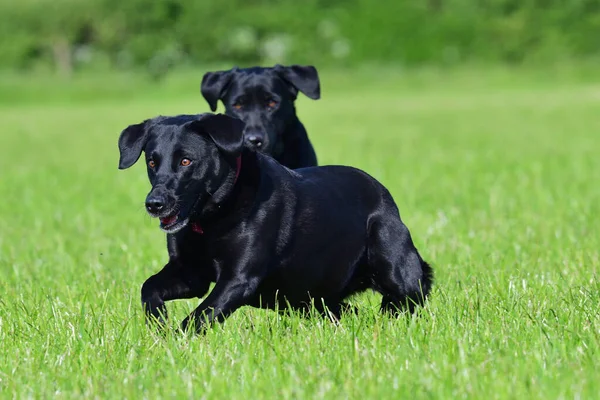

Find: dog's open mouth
<box><xmin>159</xmin><ymin>213</ymin><xmax>189</xmax><ymax>233</ymax></box>
<box><xmin>160</xmin><ymin>214</ymin><xmax>177</xmax><ymax>226</ymax></box>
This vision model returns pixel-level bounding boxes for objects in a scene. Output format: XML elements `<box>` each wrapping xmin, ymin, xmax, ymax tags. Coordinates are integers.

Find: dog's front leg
<box><xmin>141</xmin><ymin>261</ymin><xmax>210</xmax><ymax>326</ymax></box>
<box><xmin>180</xmin><ymin>277</ymin><xmax>260</xmax><ymax>333</ymax></box>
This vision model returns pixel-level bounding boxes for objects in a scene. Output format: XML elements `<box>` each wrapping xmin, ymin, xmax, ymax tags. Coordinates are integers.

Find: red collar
<box><xmin>191</xmin><ymin>155</ymin><xmax>241</xmax><ymax>234</ymax></box>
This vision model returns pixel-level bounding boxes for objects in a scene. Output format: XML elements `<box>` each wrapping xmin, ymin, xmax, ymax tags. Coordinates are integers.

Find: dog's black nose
<box><xmin>247</xmin><ymin>135</ymin><xmax>263</xmax><ymax>148</ymax></box>
<box><xmin>145</xmin><ymin>197</ymin><xmax>165</xmax><ymax>214</ymax></box>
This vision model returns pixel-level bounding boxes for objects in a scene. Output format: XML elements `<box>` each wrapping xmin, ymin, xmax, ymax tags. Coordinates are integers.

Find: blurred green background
<box><xmin>1</xmin><ymin>0</ymin><xmax>600</xmax><ymax>77</ymax></box>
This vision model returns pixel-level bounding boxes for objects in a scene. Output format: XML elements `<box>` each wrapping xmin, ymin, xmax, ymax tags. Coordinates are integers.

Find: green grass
<box><xmin>1</xmin><ymin>66</ymin><xmax>599</xmax><ymax>399</ymax></box>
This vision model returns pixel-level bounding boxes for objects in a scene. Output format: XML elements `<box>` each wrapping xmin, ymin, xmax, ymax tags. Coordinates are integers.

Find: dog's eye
<box><xmin>148</xmin><ymin>160</ymin><xmax>156</xmax><ymax>168</ymax></box>
<box><xmin>233</xmin><ymin>104</ymin><xmax>242</xmax><ymax>110</ymax></box>
<box><xmin>267</xmin><ymin>100</ymin><xmax>277</xmax><ymax>109</ymax></box>
<box><xmin>180</xmin><ymin>158</ymin><xmax>192</xmax><ymax>167</ymax></box>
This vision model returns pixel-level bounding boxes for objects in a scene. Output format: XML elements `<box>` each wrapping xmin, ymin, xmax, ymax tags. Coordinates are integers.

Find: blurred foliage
<box><xmin>0</xmin><ymin>0</ymin><xmax>599</xmax><ymax>74</ymax></box>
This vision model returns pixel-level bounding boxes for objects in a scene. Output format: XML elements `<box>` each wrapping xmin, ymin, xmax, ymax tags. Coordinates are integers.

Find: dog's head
<box><xmin>118</xmin><ymin>113</ymin><xmax>245</xmax><ymax>233</ymax></box>
<box><xmin>200</xmin><ymin>65</ymin><xmax>320</xmax><ymax>155</ymax></box>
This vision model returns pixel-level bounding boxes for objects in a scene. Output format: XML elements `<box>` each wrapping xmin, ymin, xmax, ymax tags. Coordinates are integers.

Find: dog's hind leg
<box><xmin>366</xmin><ymin>205</ymin><xmax>433</xmax><ymax>315</ymax></box>
<box><xmin>310</xmin><ymin>299</ymin><xmax>360</xmax><ymax>323</ymax></box>
<box><xmin>312</xmin><ymin>299</ymin><xmax>344</xmax><ymax>323</ymax></box>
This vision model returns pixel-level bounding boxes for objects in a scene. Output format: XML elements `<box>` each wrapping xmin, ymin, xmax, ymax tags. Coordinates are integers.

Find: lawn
<box><xmin>0</xmin><ymin>65</ymin><xmax>599</xmax><ymax>399</ymax></box>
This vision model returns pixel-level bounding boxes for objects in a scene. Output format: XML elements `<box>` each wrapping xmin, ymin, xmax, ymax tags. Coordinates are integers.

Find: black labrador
<box><xmin>201</xmin><ymin>65</ymin><xmax>319</xmax><ymax>169</ymax></box>
<box><xmin>118</xmin><ymin>113</ymin><xmax>433</xmax><ymax>332</ymax></box>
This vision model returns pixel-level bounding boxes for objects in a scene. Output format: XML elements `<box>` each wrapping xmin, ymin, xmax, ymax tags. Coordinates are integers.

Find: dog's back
<box><xmin>250</xmin><ymin>155</ymin><xmax>432</xmax><ymax>312</ymax></box>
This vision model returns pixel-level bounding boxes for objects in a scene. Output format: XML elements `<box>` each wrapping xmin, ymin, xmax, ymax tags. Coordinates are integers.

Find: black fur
<box><xmin>118</xmin><ymin>113</ymin><xmax>433</xmax><ymax>333</ymax></box>
<box><xmin>201</xmin><ymin>65</ymin><xmax>319</xmax><ymax>169</ymax></box>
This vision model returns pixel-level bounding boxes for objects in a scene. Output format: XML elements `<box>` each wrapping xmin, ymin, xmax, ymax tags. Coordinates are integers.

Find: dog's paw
<box><xmin>180</xmin><ymin>316</ymin><xmax>210</xmax><ymax>335</ymax></box>
<box><xmin>144</xmin><ymin>312</ymin><xmax>168</xmax><ymax>332</ymax></box>
<box><xmin>179</xmin><ymin>316</ymin><xmax>196</xmax><ymax>334</ymax></box>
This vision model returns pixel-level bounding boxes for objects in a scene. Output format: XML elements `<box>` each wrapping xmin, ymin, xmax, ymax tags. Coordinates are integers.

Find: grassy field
<box><xmin>0</xmin><ymin>66</ymin><xmax>599</xmax><ymax>399</ymax></box>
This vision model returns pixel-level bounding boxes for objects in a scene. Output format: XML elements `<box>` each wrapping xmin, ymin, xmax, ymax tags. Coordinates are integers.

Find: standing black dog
<box><xmin>118</xmin><ymin>113</ymin><xmax>433</xmax><ymax>333</ymax></box>
<box><xmin>200</xmin><ymin>65</ymin><xmax>319</xmax><ymax>169</ymax></box>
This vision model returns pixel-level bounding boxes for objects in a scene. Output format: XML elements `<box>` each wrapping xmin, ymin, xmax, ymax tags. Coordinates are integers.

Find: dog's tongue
<box><xmin>160</xmin><ymin>215</ymin><xmax>177</xmax><ymax>225</ymax></box>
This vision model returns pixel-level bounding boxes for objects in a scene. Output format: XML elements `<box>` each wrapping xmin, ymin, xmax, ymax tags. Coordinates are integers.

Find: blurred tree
<box><xmin>0</xmin><ymin>0</ymin><xmax>598</xmax><ymax>73</ymax></box>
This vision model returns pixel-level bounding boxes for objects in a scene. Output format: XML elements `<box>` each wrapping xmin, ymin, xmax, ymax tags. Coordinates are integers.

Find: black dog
<box><xmin>201</xmin><ymin>65</ymin><xmax>319</xmax><ymax>169</ymax></box>
<box><xmin>118</xmin><ymin>113</ymin><xmax>433</xmax><ymax>332</ymax></box>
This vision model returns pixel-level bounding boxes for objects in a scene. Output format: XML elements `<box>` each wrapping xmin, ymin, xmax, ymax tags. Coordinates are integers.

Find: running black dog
<box><xmin>201</xmin><ymin>65</ymin><xmax>319</xmax><ymax>169</ymax></box>
<box><xmin>118</xmin><ymin>113</ymin><xmax>433</xmax><ymax>332</ymax></box>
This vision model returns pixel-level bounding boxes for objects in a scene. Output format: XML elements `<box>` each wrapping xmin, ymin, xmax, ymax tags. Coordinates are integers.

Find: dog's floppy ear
<box><xmin>118</xmin><ymin>120</ymin><xmax>148</xmax><ymax>169</ymax></box>
<box><xmin>200</xmin><ymin>70</ymin><xmax>235</xmax><ymax>112</ymax></box>
<box><xmin>274</xmin><ymin>64</ymin><xmax>321</xmax><ymax>100</ymax></box>
<box><xmin>188</xmin><ymin>114</ymin><xmax>245</xmax><ymax>158</ymax></box>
